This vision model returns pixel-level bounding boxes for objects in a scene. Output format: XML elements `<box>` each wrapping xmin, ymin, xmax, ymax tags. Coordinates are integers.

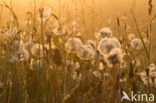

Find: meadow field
<box><xmin>0</xmin><ymin>0</ymin><xmax>156</xmax><ymax>103</ymax></box>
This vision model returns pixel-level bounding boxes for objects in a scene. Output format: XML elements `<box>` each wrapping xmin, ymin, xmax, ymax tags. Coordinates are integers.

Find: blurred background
<box><xmin>0</xmin><ymin>0</ymin><xmax>156</xmax><ymax>61</ymax></box>
<box><xmin>0</xmin><ymin>0</ymin><xmax>156</xmax><ymax>26</ymax></box>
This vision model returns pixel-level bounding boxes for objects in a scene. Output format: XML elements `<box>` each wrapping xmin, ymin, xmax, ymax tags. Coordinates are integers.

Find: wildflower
<box><xmin>77</xmin><ymin>45</ymin><xmax>94</xmax><ymax>60</ymax></box>
<box><xmin>15</xmin><ymin>49</ymin><xmax>29</xmax><ymax>61</ymax></box>
<box><xmin>141</xmin><ymin>77</ymin><xmax>156</xmax><ymax>87</ymax></box>
<box><xmin>11</xmin><ymin>40</ymin><xmax>28</xmax><ymax>62</ymax></box>
<box><xmin>31</xmin><ymin>43</ymin><xmax>44</xmax><ymax>58</ymax></box>
<box><xmin>96</xmin><ymin>27</ymin><xmax>112</xmax><ymax>39</ymax></box>
<box><xmin>139</xmin><ymin>63</ymin><xmax>156</xmax><ymax>87</ymax></box>
<box><xmin>148</xmin><ymin>63</ymin><xmax>156</xmax><ymax>78</ymax></box>
<box><xmin>6</xmin><ymin>28</ymin><xmax>18</xmax><ymax>40</ymax></box>
<box><xmin>131</xmin><ymin>38</ymin><xmax>143</xmax><ymax>50</ymax></box>
<box><xmin>98</xmin><ymin>37</ymin><xmax>121</xmax><ymax>55</ymax></box>
<box><xmin>105</xmin><ymin>48</ymin><xmax>123</xmax><ymax>67</ymax></box>
<box><xmin>10</xmin><ymin>49</ymin><xmax>29</xmax><ymax>62</ymax></box>
<box><xmin>65</xmin><ymin>37</ymin><xmax>82</xmax><ymax>53</ymax></box>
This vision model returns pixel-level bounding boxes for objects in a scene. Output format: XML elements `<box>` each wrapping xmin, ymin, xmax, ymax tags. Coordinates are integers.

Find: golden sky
<box><xmin>0</xmin><ymin>0</ymin><xmax>156</xmax><ymax>24</ymax></box>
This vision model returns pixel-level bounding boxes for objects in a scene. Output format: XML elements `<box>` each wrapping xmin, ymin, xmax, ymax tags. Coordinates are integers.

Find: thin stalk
<box><xmin>0</xmin><ymin>4</ymin><xmax>3</xmax><ymax>27</ymax></box>
<box><xmin>130</xmin><ymin>9</ymin><xmax>150</xmax><ymax>61</ymax></box>
<box><xmin>9</xmin><ymin>0</ymin><xmax>12</xmax><ymax>29</ymax></box>
<box><xmin>148</xmin><ymin>15</ymin><xmax>156</xmax><ymax>63</ymax></box>
<box><xmin>33</xmin><ymin>0</ymin><xmax>37</xmax><ymax>38</ymax></box>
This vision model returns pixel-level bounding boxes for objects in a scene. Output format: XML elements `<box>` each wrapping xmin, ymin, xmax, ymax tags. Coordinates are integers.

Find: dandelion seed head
<box><xmin>131</xmin><ymin>38</ymin><xmax>143</xmax><ymax>50</ymax></box>
<box><xmin>65</xmin><ymin>37</ymin><xmax>82</xmax><ymax>53</ymax></box>
<box><xmin>10</xmin><ymin>48</ymin><xmax>29</xmax><ymax>63</ymax></box>
<box><xmin>6</xmin><ymin>28</ymin><xmax>18</xmax><ymax>40</ymax></box>
<box><xmin>15</xmin><ymin>49</ymin><xmax>29</xmax><ymax>61</ymax></box>
<box><xmin>98</xmin><ymin>38</ymin><xmax>112</xmax><ymax>54</ymax></box>
<box><xmin>110</xmin><ymin>38</ymin><xmax>121</xmax><ymax>48</ymax></box>
<box><xmin>98</xmin><ymin>37</ymin><xmax>121</xmax><ymax>55</ymax></box>
<box><xmin>105</xmin><ymin>48</ymin><xmax>123</xmax><ymax>67</ymax></box>
<box><xmin>77</xmin><ymin>45</ymin><xmax>94</xmax><ymax>60</ymax></box>
<box><xmin>142</xmin><ymin>77</ymin><xmax>156</xmax><ymax>87</ymax></box>
<box><xmin>96</xmin><ymin>27</ymin><xmax>112</xmax><ymax>38</ymax></box>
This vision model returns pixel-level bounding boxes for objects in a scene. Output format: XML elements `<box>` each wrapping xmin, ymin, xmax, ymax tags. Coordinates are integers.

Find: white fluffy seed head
<box><xmin>105</xmin><ymin>48</ymin><xmax>123</xmax><ymax>67</ymax></box>
<box><xmin>77</xmin><ymin>45</ymin><xmax>94</xmax><ymax>60</ymax></box>
<box><xmin>98</xmin><ymin>37</ymin><xmax>121</xmax><ymax>55</ymax></box>
<box><xmin>65</xmin><ymin>37</ymin><xmax>83</xmax><ymax>53</ymax></box>
<box><xmin>131</xmin><ymin>38</ymin><xmax>143</xmax><ymax>50</ymax></box>
<box><xmin>98</xmin><ymin>27</ymin><xmax>113</xmax><ymax>38</ymax></box>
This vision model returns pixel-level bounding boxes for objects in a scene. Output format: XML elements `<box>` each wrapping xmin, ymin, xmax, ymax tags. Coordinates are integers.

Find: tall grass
<box><xmin>0</xmin><ymin>0</ymin><xmax>156</xmax><ymax>103</ymax></box>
